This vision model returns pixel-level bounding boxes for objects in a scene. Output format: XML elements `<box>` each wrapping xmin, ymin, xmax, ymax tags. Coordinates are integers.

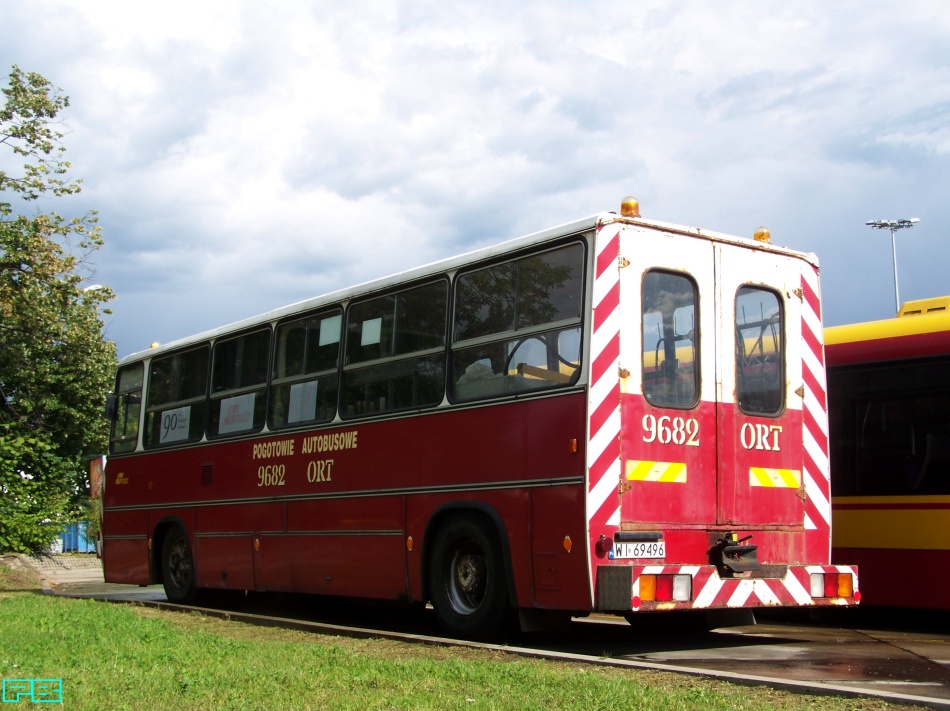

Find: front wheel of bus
<box><xmin>428</xmin><ymin>515</ymin><xmax>510</xmax><ymax>641</ymax></box>
<box><xmin>162</xmin><ymin>527</ymin><xmax>198</xmax><ymax>604</ymax></box>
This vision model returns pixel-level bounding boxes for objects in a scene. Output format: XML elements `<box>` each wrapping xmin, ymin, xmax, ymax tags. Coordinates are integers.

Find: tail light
<box><xmin>638</xmin><ymin>574</ymin><xmax>691</xmax><ymax>602</ymax></box>
<box><xmin>811</xmin><ymin>572</ymin><xmax>855</xmax><ymax>599</ymax></box>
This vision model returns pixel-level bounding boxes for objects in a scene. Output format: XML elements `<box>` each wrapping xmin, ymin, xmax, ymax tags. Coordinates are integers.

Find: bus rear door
<box><xmin>618</xmin><ymin>226</ymin><xmax>718</xmax><ymax>527</ymax></box>
<box><xmin>715</xmin><ymin>247</ymin><xmax>806</xmax><ymax>528</ymax></box>
<box><xmin>618</xmin><ymin>228</ymin><xmax>807</xmax><ymax>533</ymax></box>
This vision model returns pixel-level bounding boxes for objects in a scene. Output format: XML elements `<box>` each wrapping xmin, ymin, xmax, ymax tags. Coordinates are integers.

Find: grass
<box><xmin>0</xmin><ymin>560</ymin><xmax>907</xmax><ymax>710</ymax></box>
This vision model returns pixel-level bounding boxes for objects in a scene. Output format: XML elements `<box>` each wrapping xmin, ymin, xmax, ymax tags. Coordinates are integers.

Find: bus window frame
<box><xmin>448</xmin><ymin>240</ymin><xmax>586</xmax><ymax>405</ymax></box>
<box><xmin>641</xmin><ymin>268</ymin><xmax>700</xmax><ymax>411</ymax></box>
<box><xmin>340</xmin><ymin>278</ymin><xmax>449</xmax><ymax>419</ymax></box>
<box><xmin>142</xmin><ymin>344</ymin><xmax>211</xmax><ymax>448</ymax></box>
<box><xmin>208</xmin><ymin>326</ymin><xmax>272</xmax><ymax>439</ymax></box>
<box><xmin>268</xmin><ymin>306</ymin><xmax>343</xmax><ymax>430</ymax></box>
<box><xmin>734</xmin><ymin>284</ymin><xmax>785</xmax><ymax>418</ymax></box>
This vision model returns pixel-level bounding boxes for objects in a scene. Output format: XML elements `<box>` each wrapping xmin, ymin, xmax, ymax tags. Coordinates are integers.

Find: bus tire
<box><xmin>428</xmin><ymin>514</ymin><xmax>510</xmax><ymax>641</ymax></box>
<box><xmin>161</xmin><ymin>526</ymin><xmax>198</xmax><ymax>604</ymax></box>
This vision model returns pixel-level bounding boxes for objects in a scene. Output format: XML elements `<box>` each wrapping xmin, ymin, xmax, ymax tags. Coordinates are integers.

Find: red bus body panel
<box><xmin>103</xmin><ymin>214</ymin><xmax>857</xmax><ymax>621</ymax></box>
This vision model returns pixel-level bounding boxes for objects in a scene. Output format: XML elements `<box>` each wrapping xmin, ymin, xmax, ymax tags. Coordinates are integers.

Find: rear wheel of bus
<box><xmin>161</xmin><ymin>526</ymin><xmax>198</xmax><ymax>604</ymax></box>
<box><xmin>428</xmin><ymin>514</ymin><xmax>510</xmax><ymax>641</ymax></box>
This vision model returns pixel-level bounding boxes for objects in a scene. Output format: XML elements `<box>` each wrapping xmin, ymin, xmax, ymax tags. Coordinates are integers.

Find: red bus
<box><xmin>103</xmin><ymin>198</ymin><xmax>858</xmax><ymax>639</ymax></box>
<box><xmin>827</xmin><ymin>296</ymin><xmax>950</xmax><ymax>609</ymax></box>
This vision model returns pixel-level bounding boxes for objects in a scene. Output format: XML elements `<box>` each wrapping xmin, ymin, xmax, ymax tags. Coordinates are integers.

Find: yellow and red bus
<box><xmin>102</xmin><ymin>198</ymin><xmax>858</xmax><ymax>639</ymax></box>
<box><xmin>828</xmin><ymin>297</ymin><xmax>950</xmax><ymax>609</ymax></box>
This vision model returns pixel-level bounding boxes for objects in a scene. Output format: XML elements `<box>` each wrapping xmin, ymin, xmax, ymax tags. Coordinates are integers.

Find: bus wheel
<box><xmin>162</xmin><ymin>527</ymin><xmax>198</xmax><ymax>604</ymax></box>
<box><xmin>428</xmin><ymin>514</ymin><xmax>509</xmax><ymax>641</ymax></box>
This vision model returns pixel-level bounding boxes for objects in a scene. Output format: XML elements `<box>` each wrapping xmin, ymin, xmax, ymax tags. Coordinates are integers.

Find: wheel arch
<box><xmin>151</xmin><ymin>515</ymin><xmax>190</xmax><ymax>585</ymax></box>
<box><xmin>421</xmin><ymin>502</ymin><xmax>517</xmax><ymax>608</ymax></box>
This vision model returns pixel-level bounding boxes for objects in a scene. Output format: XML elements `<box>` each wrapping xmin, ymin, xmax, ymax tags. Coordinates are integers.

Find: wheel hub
<box><xmin>456</xmin><ymin>554</ymin><xmax>484</xmax><ymax>594</ymax></box>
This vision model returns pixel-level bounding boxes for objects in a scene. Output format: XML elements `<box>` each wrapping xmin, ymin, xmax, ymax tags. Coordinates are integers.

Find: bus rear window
<box><xmin>735</xmin><ymin>286</ymin><xmax>784</xmax><ymax>416</ymax></box>
<box><xmin>642</xmin><ymin>271</ymin><xmax>698</xmax><ymax>409</ymax></box>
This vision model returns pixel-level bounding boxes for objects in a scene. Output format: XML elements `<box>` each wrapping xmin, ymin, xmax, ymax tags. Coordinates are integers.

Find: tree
<box><xmin>0</xmin><ymin>65</ymin><xmax>117</xmax><ymax>553</ymax></box>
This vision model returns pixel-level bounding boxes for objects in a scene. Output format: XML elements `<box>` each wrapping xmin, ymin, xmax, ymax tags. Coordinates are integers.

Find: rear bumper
<box><xmin>596</xmin><ymin>563</ymin><xmax>860</xmax><ymax>612</ymax></box>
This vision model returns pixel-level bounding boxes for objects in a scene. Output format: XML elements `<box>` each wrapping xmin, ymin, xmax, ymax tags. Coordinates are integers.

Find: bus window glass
<box><xmin>270</xmin><ymin>309</ymin><xmax>341</xmax><ymax>428</ymax></box>
<box><xmin>450</xmin><ymin>243</ymin><xmax>584</xmax><ymax>402</ymax></box>
<box><xmin>342</xmin><ymin>281</ymin><xmax>447</xmax><ymax>418</ymax></box>
<box><xmin>454</xmin><ymin>243</ymin><xmax>584</xmax><ymax>342</ymax></box>
<box><xmin>735</xmin><ymin>286</ymin><xmax>784</xmax><ymax>416</ymax></box>
<box><xmin>642</xmin><ymin>271</ymin><xmax>698</xmax><ymax>409</ymax></box>
<box><xmin>346</xmin><ymin>281</ymin><xmax>446</xmax><ymax>365</ymax></box>
<box><xmin>829</xmin><ymin>359</ymin><xmax>950</xmax><ymax>496</ymax></box>
<box><xmin>110</xmin><ymin>363</ymin><xmax>143</xmax><ymax>454</ymax></box>
<box><xmin>144</xmin><ymin>346</ymin><xmax>209</xmax><ymax>447</ymax></box>
<box><xmin>210</xmin><ymin>329</ymin><xmax>270</xmax><ymax>436</ymax></box>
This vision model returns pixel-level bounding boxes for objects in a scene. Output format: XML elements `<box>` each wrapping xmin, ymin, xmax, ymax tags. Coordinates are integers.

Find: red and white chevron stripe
<box><xmin>799</xmin><ymin>266</ymin><xmax>832</xmax><ymax>542</ymax></box>
<box><xmin>587</xmin><ymin>222</ymin><xmax>623</xmax><ymax>547</ymax></box>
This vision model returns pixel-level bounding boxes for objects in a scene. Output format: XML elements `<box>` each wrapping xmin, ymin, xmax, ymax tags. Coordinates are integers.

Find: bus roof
<box><xmin>120</xmin><ymin>210</ymin><xmax>819</xmax><ymax>365</ymax></box>
<box><xmin>825</xmin><ymin>296</ymin><xmax>950</xmax><ymax>366</ymax></box>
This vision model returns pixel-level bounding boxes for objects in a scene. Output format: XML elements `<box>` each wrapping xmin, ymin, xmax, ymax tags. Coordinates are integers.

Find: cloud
<box><xmin>2</xmin><ymin>0</ymin><xmax>949</xmax><ymax>355</ymax></box>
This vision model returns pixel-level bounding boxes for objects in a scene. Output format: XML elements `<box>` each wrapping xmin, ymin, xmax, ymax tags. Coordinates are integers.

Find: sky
<box><xmin>2</xmin><ymin>1</ymin><xmax>949</xmax><ymax>360</ymax></box>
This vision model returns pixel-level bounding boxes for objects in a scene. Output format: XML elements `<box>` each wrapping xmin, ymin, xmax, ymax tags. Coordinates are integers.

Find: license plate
<box><xmin>609</xmin><ymin>541</ymin><xmax>666</xmax><ymax>559</ymax></box>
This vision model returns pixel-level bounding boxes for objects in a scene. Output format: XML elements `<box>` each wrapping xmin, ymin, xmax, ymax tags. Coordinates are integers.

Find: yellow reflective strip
<box><xmin>626</xmin><ymin>460</ymin><xmax>655</xmax><ymax>481</ymax></box>
<box><xmin>659</xmin><ymin>462</ymin><xmax>687</xmax><ymax>483</ymax></box>
<box><xmin>749</xmin><ymin>467</ymin><xmax>772</xmax><ymax>487</ymax></box>
<box><xmin>749</xmin><ymin>467</ymin><xmax>802</xmax><ymax>488</ymax></box>
<box><xmin>626</xmin><ymin>461</ymin><xmax>687</xmax><ymax>483</ymax></box>
<box><xmin>778</xmin><ymin>468</ymin><xmax>801</xmax><ymax>488</ymax></box>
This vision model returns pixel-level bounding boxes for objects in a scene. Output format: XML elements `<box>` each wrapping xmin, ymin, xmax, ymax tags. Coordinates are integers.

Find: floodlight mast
<box><xmin>866</xmin><ymin>217</ymin><xmax>920</xmax><ymax>314</ymax></box>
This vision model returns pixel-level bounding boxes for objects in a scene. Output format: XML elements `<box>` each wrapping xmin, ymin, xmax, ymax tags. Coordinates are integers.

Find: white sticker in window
<box><xmin>160</xmin><ymin>405</ymin><xmax>191</xmax><ymax>444</ymax></box>
<box><xmin>219</xmin><ymin>392</ymin><xmax>256</xmax><ymax>434</ymax></box>
<box><xmin>288</xmin><ymin>380</ymin><xmax>319</xmax><ymax>423</ymax></box>
<box><xmin>319</xmin><ymin>314</ymin><xmax>342</xmax><ymax>346</ymax></box>
<box><xmin>361</xmin><ymin>317</ymin><xmax>382</xmax><ymax>346</ymax></box>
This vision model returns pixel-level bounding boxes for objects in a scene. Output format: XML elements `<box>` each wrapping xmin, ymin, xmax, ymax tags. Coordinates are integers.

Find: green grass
<box><xmin>0</xmin><ymin>563</ymin><xmax>898</xmax><ymax>710</ymax></box>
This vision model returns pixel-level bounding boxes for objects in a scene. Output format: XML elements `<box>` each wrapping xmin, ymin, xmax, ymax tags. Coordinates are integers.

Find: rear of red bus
<box><xmin>587</xmin><ymin>214</ymin><xmax>859</xmax><ymax>616</ymax></box>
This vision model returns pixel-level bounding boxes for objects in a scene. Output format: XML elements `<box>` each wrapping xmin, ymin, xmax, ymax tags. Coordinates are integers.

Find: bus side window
<box><xmin>735</xmin><ymin>286</ymin><xmax>784</xmax><ymax>416</ymax></box>
<box><xmin>143</xmin><ymin>346</ymin><xmax>209</xmax><ymax>447</ymax></box>
<box><xmin>109</xmin><ymin>363</ymin><xmax>144</xmax><ymax>454</ymax></box>
<box><xmin>451</xmin><ymin>242</ymin><xmax>584</xmax><ymax>402</ymax></box>
<box><xmin>210</xmin><ymin>329</ymin><xmax>270</xmax><ymax>437</ymax></box>
<box><xmin>341</xmin><ymin>281</ymin><xmax>447</xmax><ymax>418</ymax></box>
<box><xmin>641</xmin><ymin>271</ymin><xmax>698</xmax><ymax>409</ymax></box>
<box><xmin>270</xmin><ymin>310</ymin><xmax>341</xmax><ymax>428</ymax></box>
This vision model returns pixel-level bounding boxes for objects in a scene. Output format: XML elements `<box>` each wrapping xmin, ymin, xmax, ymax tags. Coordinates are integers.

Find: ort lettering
<box><xmin>739</xmin><ymin>423</ymin><xmax>782</xmax><ymax>451</ymax></box>
<box><xmin>307</xmin><ymin>459</ymin><xmax>334</xmax><ymax>483</ymax></box>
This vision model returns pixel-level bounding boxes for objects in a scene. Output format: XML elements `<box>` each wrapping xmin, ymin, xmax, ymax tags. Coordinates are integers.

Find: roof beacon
<box><xmin>620</xmin><ymin>196</ymin><xmax>640</xmax><ymax>218</ymax></box>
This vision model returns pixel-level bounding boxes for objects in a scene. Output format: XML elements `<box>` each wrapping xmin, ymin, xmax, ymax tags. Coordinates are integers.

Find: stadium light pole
<box><xmin>865</xmin><ymin>218</ymin><xmax>920</xmax><ymax>314</ymax></box>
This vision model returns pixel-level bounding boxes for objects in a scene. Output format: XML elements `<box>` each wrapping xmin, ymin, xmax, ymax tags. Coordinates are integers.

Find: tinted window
<box><xmin>454</xmin><ymin>243</ymin><xmax>584</xmax><ymax>342</ymax></box>
<box><xmin>144</xmin><ymin>347</ymin><xmax>209</xmax><ymax>447</ymax></box>
<box><xmin>342</xmin><ymin>281</ymin><xmax>447</xmax><ymax>418</ymax></box>
<box><xmin>735</xmin><ymin>286</ymin><xmax>784</xmax><ymax>416</ymax></box>
<box><xmin>109</xmin><ymin>363</ymin><xmax>143</xmax><ymax>454</ymax></box>
<box><xmin>451</xmin><ymin>243</ymin><xmax>584</xmax><ymax>402</ymax></box>
<box><xmin>210</xmin><ymin>329</ymin><xmax>270</xmax><ymax>436</ymax></box>
<box><xmin>642</xmin><ymin>271</ymin><xmax>698</xmax><ymax>409</ymax></box>
<box><xmin>829</xmin><ymin>357</ymin><xmax>950</xmax><ymax>496</ymax></box>
<box><xmin>270</xmin><ymin>310</ymin><xmax>341</xmax><ymax>428</ymax></box>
